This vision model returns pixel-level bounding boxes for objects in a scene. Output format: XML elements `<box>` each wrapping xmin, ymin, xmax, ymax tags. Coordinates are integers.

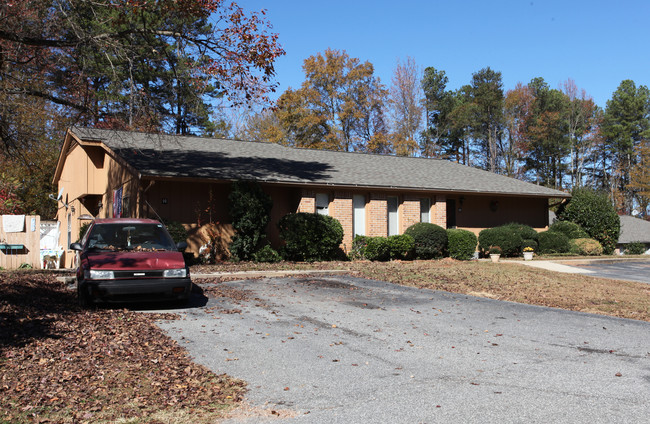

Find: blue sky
<box><xmin>241</xmin><ymin>0</ymin><xmax>649</xmax><ymax>108</ymax></box>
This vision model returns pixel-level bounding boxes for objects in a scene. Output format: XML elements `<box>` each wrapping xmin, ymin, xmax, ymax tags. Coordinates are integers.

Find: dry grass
<box><xmin>193</xmin><ymin>259</ymin><xmax>650</xmax><ymax>322</ymax></box>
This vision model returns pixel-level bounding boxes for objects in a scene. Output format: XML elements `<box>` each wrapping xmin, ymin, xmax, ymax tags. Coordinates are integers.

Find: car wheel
<box><xmin>77</xmin><ymin>281</ymin><xmax>91</xmax><ymax>308</ymax></box>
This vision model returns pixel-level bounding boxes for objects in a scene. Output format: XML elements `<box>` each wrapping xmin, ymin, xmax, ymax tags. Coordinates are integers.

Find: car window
<box><xmin>86</xmin><ymin>223</ymin><xmax>177</xmax><ymax>251</ymax></box>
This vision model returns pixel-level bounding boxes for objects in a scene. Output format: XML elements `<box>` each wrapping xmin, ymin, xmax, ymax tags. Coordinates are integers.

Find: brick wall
<box><xmin>330</xmin><ymin>192</ymin><xmax>353</xmax><ymax>251</ymax></box>
<box><xmin>367</xmin><ymin>194</ymin><xmax>387</xmax><ymax>237</ymax></box>
<box><xmin>400</xmin><ymin>196</ymin><xmax>420</xmax><ymax>233</ymax></box>
<box><xmin>297</xmin><ymin>190</ymin><xmax>316</xmax><ymax>213</ymax></box>
<box><xmin>432</xmin><ymin>195</ymin><xmax>447</xmax><ymax>227</ymax></box>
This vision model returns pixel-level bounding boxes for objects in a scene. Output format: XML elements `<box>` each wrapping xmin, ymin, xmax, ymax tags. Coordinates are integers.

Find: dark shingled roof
<box><xmin>70</xmin><ymin>127</ymin><xmax>569</xmax><ymax>198</ymax></box>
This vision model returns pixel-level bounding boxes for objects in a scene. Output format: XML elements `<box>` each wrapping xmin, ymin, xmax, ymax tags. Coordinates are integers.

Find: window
<box><xmin>353</xmin><ymin>194</ymin><xmax>366</xmax><ymax>236</ymax></box>
<box><xmin>316</xmin><ymin>193</ymin><xmax>329</xmax><ymax>215</ymax></box>
<box><xmin>420</xmin><ymin>198</ymin><xmax>430</xmax><ymax>223</ymax></box>
<box><xmin>67</xmin><ymin>213</ymin><xmax>72</xmax><ymax>249</ymax></box>
<box><xmin>387</xmin><ymin>196</ymin><xmax>399</xmax><ymax>236</ymax></box>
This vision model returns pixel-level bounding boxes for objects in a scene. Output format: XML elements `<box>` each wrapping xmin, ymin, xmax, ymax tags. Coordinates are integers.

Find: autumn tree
<box><xmin>0</xmin><ymin>0</ymin><xmax>285</xmax><ymax>153</ymax></box>
<box><xmin>601</xmin><ymin>80</ymin><xmax>650</xmax><ymax>214</ymax></box>
<box><xmin>388</xmin><ymin>57</ymin><xmax>423</xmax><ymax>156</ymax></box>
<box><xmin>275</xmin><ymin>48</ymin><xmax>389</xmax><ymax>152</ymax></box>
<box><xmin>503</xmin><ymin>83</ymin><xmax>533</xmax><ymax>178</ymax></box>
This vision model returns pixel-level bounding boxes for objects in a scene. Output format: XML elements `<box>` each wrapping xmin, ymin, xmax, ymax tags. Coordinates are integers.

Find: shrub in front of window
<box><xmin>228</xmin><ymin>181</ymin><xmax>273</xmax><ymax>261</ymax></box>
<box><xmin>570</xmin><ymin>238</ymin><xmax>603</xmax><ymax>256</ymax></box>
<box><xmin>278</xmin><ymin>213</ymin><xmax>344</xmax><ymax>261</ymax></box>
<box><xmin>556</xmin><ymin>188</ymin><xmax>620</xmax><ymax>255</ymax></box>
<box><xmin>349</xmin><ymin>235</ymin><xmax>369</xmax><ymax>260</ymax></box>
<box><xmin>447</xmin><ymin>228</ymin><xmax>477</xmax><ymax>260</ymax></box>
<box><xmin>388</xmin><ymin>234</ymin><xmax>414</xmax><ymax>260</ymax></box>
<box><xmin>549</xmin><ymin>220</ymin><xmax>589</xmax><ymax>239</ymax></box>
<box><xmin>625</xmin><ymin>241</ymin><xmax>646</xmax><ymax>255</ymax></box>
<box><xmin>537</xmin><ymin>231</ymin><xmax>571</xmax><ymax>254</ymax></box>
<box><xmin>364</xmin><ymin>237</ymin><xmax>391</xmax><ymax>261</ymax></box>
<box><xmin>404</xmin><ymin>222</ymin><xmax>448</xmax><ymax>259</ymax></box>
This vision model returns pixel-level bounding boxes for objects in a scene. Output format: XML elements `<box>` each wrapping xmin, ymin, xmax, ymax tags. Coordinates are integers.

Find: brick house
<box><xmin>53</xmin><ymin>127</ymin><xmax>569</xmax><ymax>266</ymax></box>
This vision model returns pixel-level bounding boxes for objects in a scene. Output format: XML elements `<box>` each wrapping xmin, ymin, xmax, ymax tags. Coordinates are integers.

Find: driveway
<box><xmin>561</xmin><ymin>259</ymin><xmax>650</xmax><ymax>284</ymax></box>
<box><xmin>155</xmin><ymin>275</ymin><xmax>650</xmax><ymax>423</ymax></box>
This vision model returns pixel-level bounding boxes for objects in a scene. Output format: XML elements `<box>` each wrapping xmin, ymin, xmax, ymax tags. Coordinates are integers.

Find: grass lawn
<box><xmin>1</xmin><ymin>259</ymin><xmax>648</xmax><ymax>422</ymax></box>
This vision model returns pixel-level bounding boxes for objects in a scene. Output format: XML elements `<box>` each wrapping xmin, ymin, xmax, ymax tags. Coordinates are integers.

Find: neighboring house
<box><xmin>616</xmin><ymin>215</ymin><xmax>650</xmax><ymax>254</ymax></box>
<box><xmin>53</xmin><ymin>127</ymin><xmax>570</xmax><ymax>267</ymax></box>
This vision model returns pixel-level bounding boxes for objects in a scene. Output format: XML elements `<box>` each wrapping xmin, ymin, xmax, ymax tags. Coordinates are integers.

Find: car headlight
<box><xmin>86</xmin><ymin>269</ymin><xmax>115</xmax><ymax>280</ymax></box>
<box><xmin>163</xmin><ymin>268</ymin><xmax>187</xmax><ymax>278</ymax></box>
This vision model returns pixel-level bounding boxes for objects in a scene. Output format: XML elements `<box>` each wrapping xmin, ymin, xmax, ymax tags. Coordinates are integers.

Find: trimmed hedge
<box><xmin>388</xmin><ymin>234</ymin><xmax>415</xmax><ymax>260</ymax></box>
<box><xmin>570</xmin><ymin>238</ymin><xmax>603</xmax><ymax>256</ymax></box>
<box><xmin>350</xmin><ymin>234</ymin><xmax>414</xmax><ymax>261</ymax></box>
<box><xmin>278</xmin><ymin>213</ymin><xmax>344</xmax><ymax>261</ymax></box>
<box><xmin>404</xmin><ymin>223</ymin><xmax>447</xmax><ymax>259</ymax></box>
<box><xmin>447</xmin><ymin>229</ymin><xmax>477</xmax><ymax>260</ymax></box>
<box><xmin>365</xmin><ymin>237</ymin><xmax>391</xmax><ymax>261</ymax></box>
<box><xmin>537</xmin><ymin>231</ymin><xmax>571</xmax><ymax>254</ymax></box>
<box><xmin>549</xmin><ymin>220</ymin><xmax>589</xmax><ymax>240</ymax></box>
<box><xmin>478</xmin><ymin>223</ymin><xmax>537</xmax><ymax>257</ymax></box>
<box><xmin>556</xmin><ymin>188</ymin><xmax>620</xmax><ymax>254</ymax></box>
<box><xmin>253</xmin><ymin>245</ymin><xmax>282</xmax><ymax>263</ymax></box>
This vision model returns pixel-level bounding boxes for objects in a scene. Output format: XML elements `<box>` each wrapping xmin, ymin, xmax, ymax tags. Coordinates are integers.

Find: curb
<box><xmin>191</xmin><ymin>269</ymin><xmax>350</xmax><ymax>280</ymax></box>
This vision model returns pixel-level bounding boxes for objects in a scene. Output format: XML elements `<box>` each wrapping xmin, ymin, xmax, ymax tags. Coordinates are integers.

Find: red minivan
<box><xmin>71</xmin><ymin>218</ymin><xmax>191</xmax><ymax>306</ymax></box>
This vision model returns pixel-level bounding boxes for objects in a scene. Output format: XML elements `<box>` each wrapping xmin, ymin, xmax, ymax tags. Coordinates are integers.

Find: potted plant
<box><xmin>523</xmin><ymin>246</ymin><xmax>534</xmax><ymax>261</ymax></box>
<box><xmin>489</xmin><ymin>246</ymin><xmax>502</xmax><ymax>263</ymax></box>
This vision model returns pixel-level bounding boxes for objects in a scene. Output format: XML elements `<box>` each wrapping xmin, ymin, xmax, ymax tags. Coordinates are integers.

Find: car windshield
<box><xmin>86</xmin><ymin>223</ymin><xmax>177</xmax><ymax>252</ymax></box>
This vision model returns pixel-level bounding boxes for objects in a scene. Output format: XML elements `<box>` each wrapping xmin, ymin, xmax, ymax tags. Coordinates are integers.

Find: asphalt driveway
<box><xmin>563</xmin><ymin>260</ymin><xmax>650</xmax><ymax>284</ymax></box>
<box><xmin>155</xmin><ymin>275</ymin><xmax>650</xmax><ymax>423</ymax></box>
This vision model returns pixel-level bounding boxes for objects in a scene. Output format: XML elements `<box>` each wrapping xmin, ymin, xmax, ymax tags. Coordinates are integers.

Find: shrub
<box><xmin>163</xmin><ymin>220</ymin><xmax>188</xmax><ymax>243</ymax></box>
<box><xmin>404</xmin><ymin>223</ymin><xmax>448</xmax><ymax>259</ymax></box>
<box><xmin>78</xmin><ymin>222</ymin><xmax>91</xmax><ymax>242</ymax></box>
<box><xmin>556</xmin><ymin>188</ymin><xmax>620</xmax><ymax>254</ymax></box>
<box><xmin>537</xmin><ymin>231</ymin><xmax>571</xmax><ymax>254</ymax></box>
<box><xmin>349</xmin><ymin>235</ymin><xmax>369</xmax><ymax>260</ymax></box>
<box><xmin>502</xmin><ymin>222</ymin><xmax>538</xmax><ymax>242</ymax></box>
<box><xmin>447</xmin><ymin>229</ymin><xmax>477</xmax><ymax>260</ymax></box>
<box><xmin>625</xmin><ymin>241</ymin><xmax>646</xmax><ymax>255</ymax></box>
<box><xmin>478</xmin><ymin>227</ymin><xmax>519</xmax><ymax>257</ymax></box>
<box><xmin>253</xmin><ymin>245</ymin><xmax>282</xmax><ymax>263</ymax></box>
<box><xmin>571</xmin><ymin>238</ymin><xmax>603</xmax><ymax>256</ymax></box>
<box><xmin>488</xmin><ymin>246</ymin><xmax>502</xmax><ymax>255</ymax></box>
<box><xmin>278</xmin><ymin>213</ymin><xmax>344</xmax><ymax>261</ymax></box>
<box><xmin>387</xmin><ymin>234</ymin><xmax>414</xmax><ymax>260</ymax></box>
<box><xmin>228</xmin><ymin>181</ymin><xmax>273</xmax><ymax>261</ymax></box>
<box><xmin>549</xmin><ymin>220</ymin><xmax>589</xmax><ymax>240</ymax></box>
<box><xmin>364</xmin><ymin>237</ymin><xmax>391</xmax><ymax>261</ymax></box>
<box><xmin>521</xmin><ymin>239</ymin><xmax>538</xmax><ymax>252</ymax></box>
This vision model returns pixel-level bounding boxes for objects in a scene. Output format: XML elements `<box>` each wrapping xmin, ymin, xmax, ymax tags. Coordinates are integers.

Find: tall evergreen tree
<box><xmin>601</xmin><ymin>80</ymin><xmax>650</xmax><ymax>213</ymax></box>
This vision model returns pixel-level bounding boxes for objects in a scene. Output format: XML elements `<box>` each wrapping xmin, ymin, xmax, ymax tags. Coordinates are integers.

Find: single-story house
<box><xmin>53</xmin><ymin>127</ymin><xmax>570</xmax><ymax>267</ymax></box>
<box><xmin>616</xmin><ymin>215</ymin><xmax>650</xmax><ymax>254</ymax></box>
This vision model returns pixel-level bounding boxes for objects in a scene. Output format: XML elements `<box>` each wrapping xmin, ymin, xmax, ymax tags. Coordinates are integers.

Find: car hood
<box><xmin>86</xmin><ymin>251</ymin><xmax>185</xmax><ymax>270</ymax></box>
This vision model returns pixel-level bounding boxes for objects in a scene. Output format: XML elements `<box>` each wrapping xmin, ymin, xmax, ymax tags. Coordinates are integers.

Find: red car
<box><xmin>71</xmin><ymin>218</ymin><xmax>191</xmax><ymax>306</ymax></box>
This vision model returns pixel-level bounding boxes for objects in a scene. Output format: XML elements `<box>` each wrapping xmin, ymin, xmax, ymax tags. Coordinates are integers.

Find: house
<box><xmin>53</xmin><ymin>127</ymin><xmax>570</xmax><ymax>267</ymax></box>
<box><xmin>616</xmin><ymin>215</ymin><xmax>650</xmax><ymax>254</ymax></box>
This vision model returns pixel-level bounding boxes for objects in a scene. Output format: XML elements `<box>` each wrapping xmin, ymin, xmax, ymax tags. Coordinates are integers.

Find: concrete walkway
<box><xmin>514</xmin><ymin>260</ymin><xmax>596</xmax><ymax>274</ymax></box>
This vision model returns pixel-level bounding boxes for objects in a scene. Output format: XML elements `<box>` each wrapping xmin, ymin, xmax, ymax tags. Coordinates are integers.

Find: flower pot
<box><xmin>523</xmin><ymin>252</ymin><xmax>533</xmax><ymax>261</ymax></box>
<box><xmin>490</xmin><ymin>254</ymin><xmax>500</xmax><ymax>263</ymax></box>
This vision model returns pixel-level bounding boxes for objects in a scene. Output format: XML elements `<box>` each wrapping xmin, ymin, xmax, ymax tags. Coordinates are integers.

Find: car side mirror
<box><xmin>70</xmin><ymin>242</ymin><xmax>83</xmax><ymax>251</ymax></box>
<box><xmin>176</xmin><ymin>241</ymin><xmax>188</xmax><ymax>251</ymax></box>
